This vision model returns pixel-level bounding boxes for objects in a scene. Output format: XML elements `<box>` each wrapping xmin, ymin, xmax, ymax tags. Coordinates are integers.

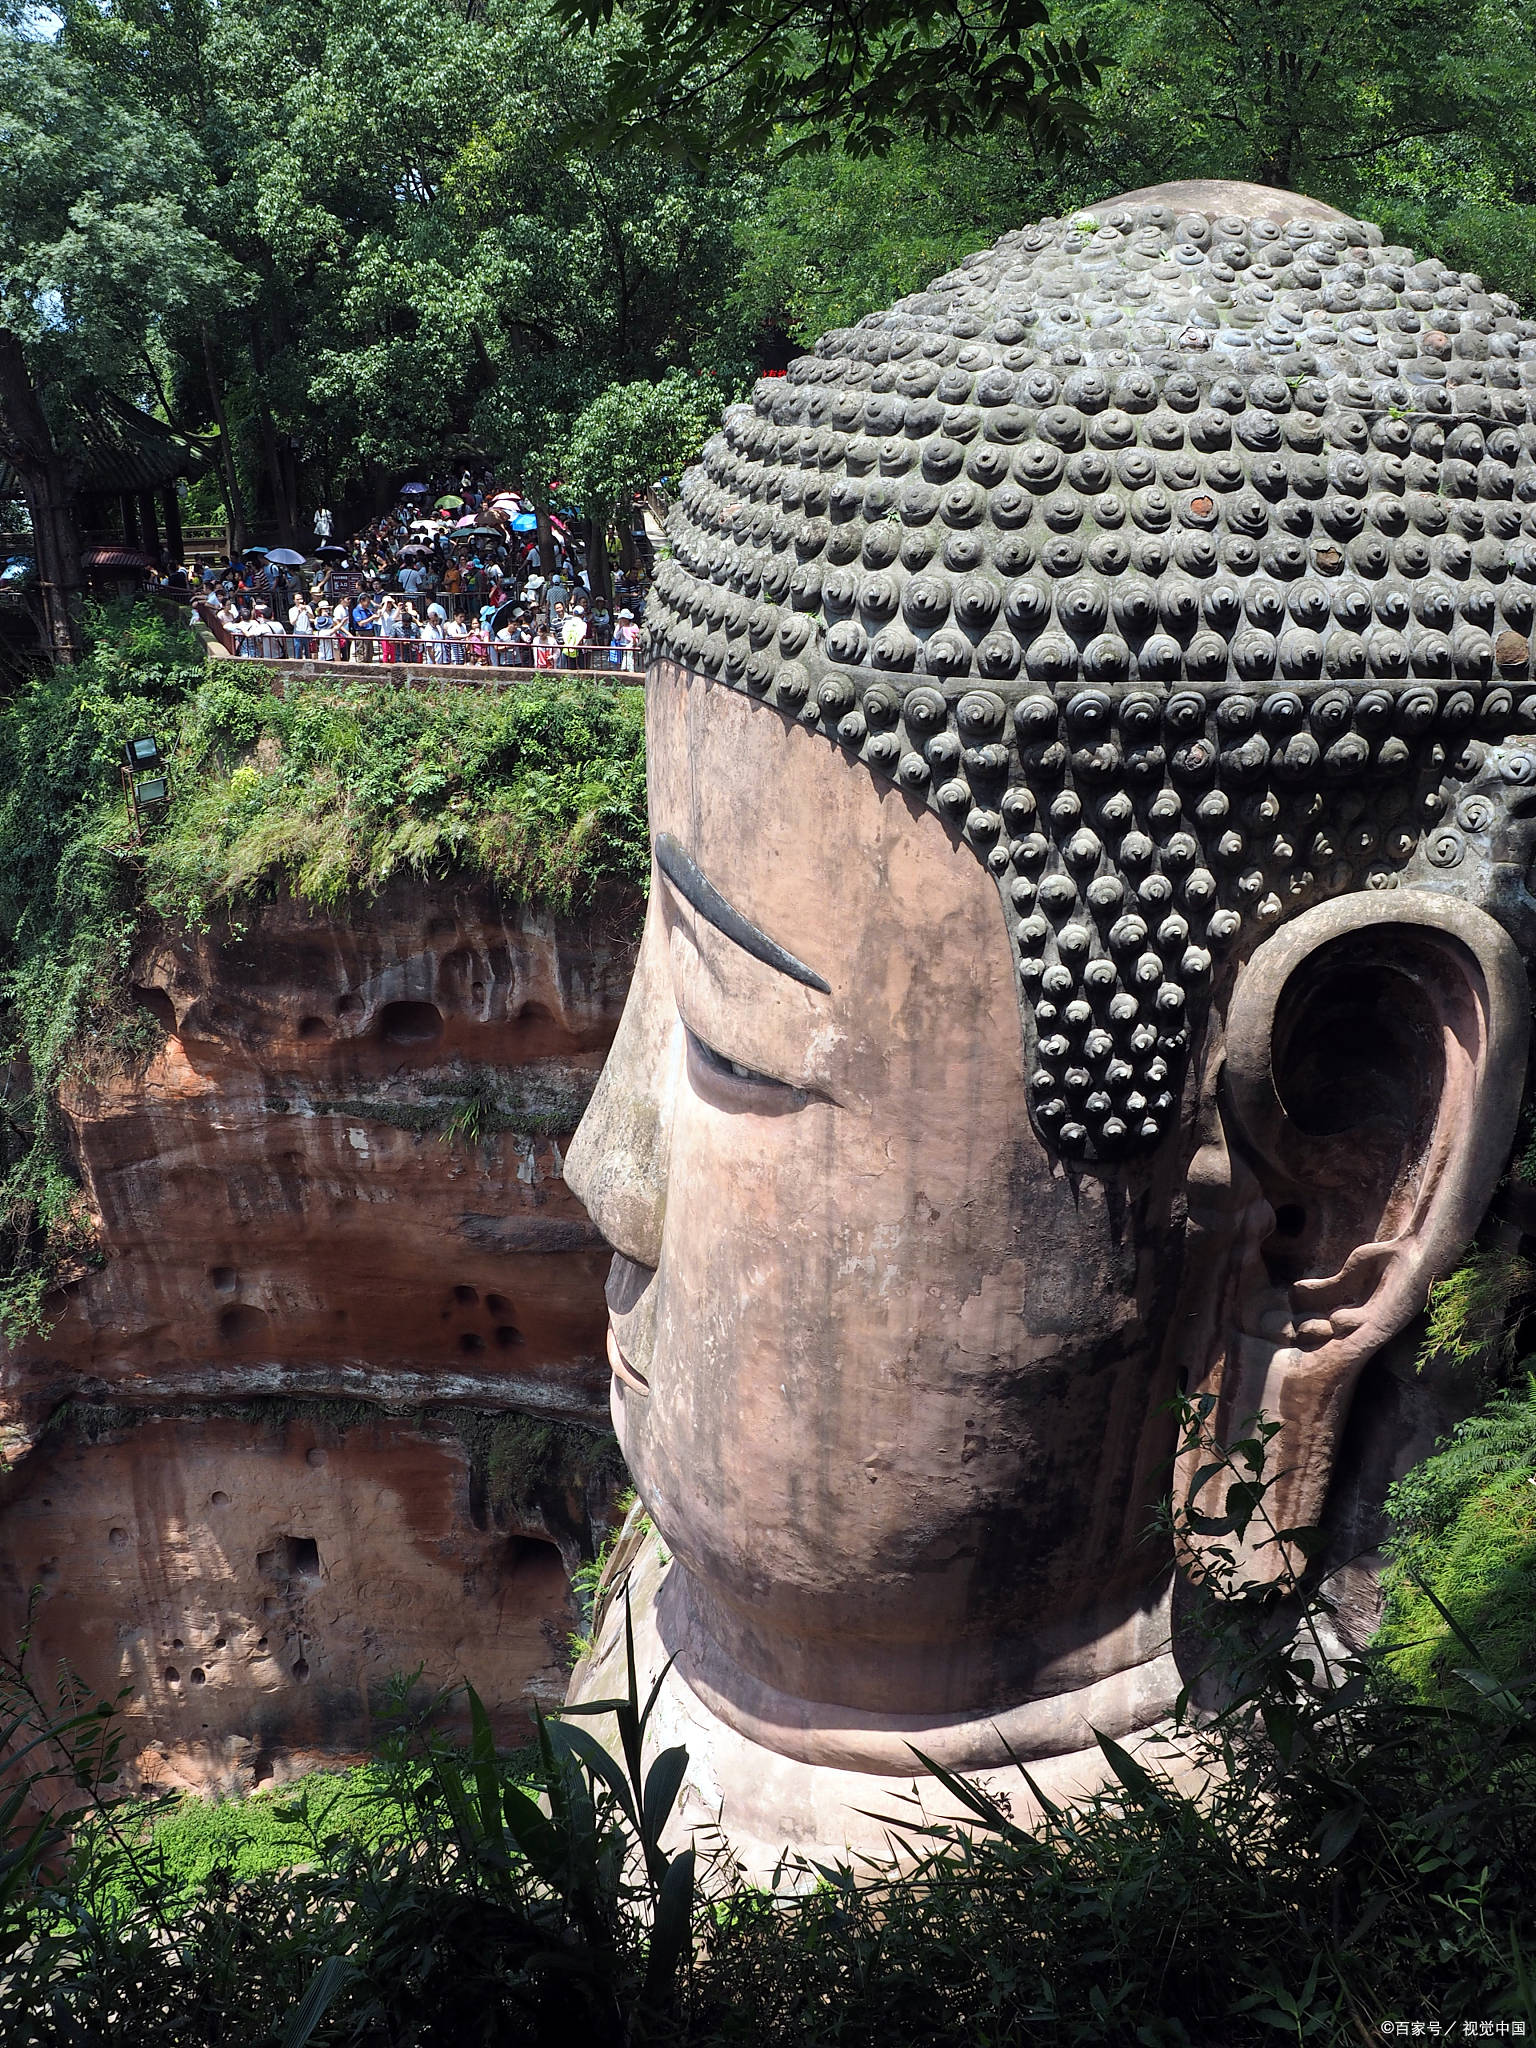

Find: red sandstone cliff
<box><xmin>0</xmin><ymin>881</ymin><xmax>637</xmax><ymax>1789</ymax></box>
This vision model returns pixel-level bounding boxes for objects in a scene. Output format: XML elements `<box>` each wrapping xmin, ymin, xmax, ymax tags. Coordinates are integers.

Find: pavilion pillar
<box><xmin>121</xmin><ymin>493</ymin><xmax>140</xmax><ymax>548</ymax></box>
<box><xmin>159</xmin><ymin>485</ymin><xmax>184</xmax><ymax>565</ymax></box>
<box><xmin>137</xmin><ymin>491</ymin><xmax>160</xmax><ymax>562</ymax></box>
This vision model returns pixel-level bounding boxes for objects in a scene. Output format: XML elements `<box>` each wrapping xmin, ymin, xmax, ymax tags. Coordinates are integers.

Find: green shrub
<box><xmin>1420</xmin><ymin>1246</ymin><xmax>1536</xmax><ymax>1394</ymax></box>
<box><xmin>1379</xmin><ymin>1376</ymin><xmax>1536</xmax><ymax>1703</ymax></box>
<box><xmin>150</xmin><ymin>665</ymin><xmax>648</xmax><ymax>918</ymax></box>
<box><xmin>0</xmin><ymin>610</ymin><xmax>200</xmax><ymax>1339</ymax></box>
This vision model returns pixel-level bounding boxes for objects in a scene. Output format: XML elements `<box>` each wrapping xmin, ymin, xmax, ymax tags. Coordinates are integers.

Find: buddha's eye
<box><xmin>683</xmin><ymin>1025</ymin><xmax>801</xmax><ymax>1104</ymax></box>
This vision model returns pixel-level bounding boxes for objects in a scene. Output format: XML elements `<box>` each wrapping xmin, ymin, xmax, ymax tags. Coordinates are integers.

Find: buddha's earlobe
<box><xmin>1178</xmin><ymin>889</ymin><xmax>1528</xmax><ymax>1583</ymax></box>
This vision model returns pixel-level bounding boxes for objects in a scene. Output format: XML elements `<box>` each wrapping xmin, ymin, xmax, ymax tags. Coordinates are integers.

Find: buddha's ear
<box><xmin>1178</xmin><ymin>889</ymin><xmax>1528</xmax><ymax>1581</ymax></box>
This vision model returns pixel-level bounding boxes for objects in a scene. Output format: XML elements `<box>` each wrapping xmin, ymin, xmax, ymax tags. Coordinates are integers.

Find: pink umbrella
<box><xmin>454</xmin><ymin>514</ymin><xmax>478</xmax><ymax>528</ymax></box>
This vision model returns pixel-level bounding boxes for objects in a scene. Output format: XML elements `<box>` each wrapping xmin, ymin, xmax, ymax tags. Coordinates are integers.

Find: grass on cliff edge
<box><xmin>0</xmin><ymin>603</ymin><xmax>647</xmax><ymax>1341</ymax></box>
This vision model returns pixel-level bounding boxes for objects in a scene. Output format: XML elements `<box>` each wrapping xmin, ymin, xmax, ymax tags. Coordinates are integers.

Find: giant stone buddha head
<box><xmin>563</xmin><ymin>181</ymin><xmax>1536</xmax><ymax>1850</ymax></box>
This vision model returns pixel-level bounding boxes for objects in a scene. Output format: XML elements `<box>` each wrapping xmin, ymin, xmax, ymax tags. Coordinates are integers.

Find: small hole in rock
<box><xmin>108</xmin><ymin>1527</ymin><xmax>128</xmax><ymax>1548</ymax></box>
<box><xmin>190</xmin><ymin>1668</ymin><xmax>206</xmax><ymax>1686</ymax></box>
<box><xmin>259</xmin><ymin>1534</ymin><xmax>320</xmax><ymax>1581</ymax></box>
<box><xmin>210</xmin><ymin>1491</ymin><xmax>229</xmax><ymax>1508</ymax></box>
<box><xmin>164</xmin><ymin>1667</ymin><xmax>180</xmax><ymax>1685</ymax></box>
<box><xmin>292</xmin><ymin>1658</ymin><xmax>310</xmax><ymax>1682</ymax></box>
<box><xmin>495</xmin><ymin>1326</ymin><xmax>524</xmax><ymax>1349</ymax></box>
<box><xmin>505</xmin><ymin>1533</ymin><xmax>561</xmax><ymax>1574</ymax></box>
<box><xmin>454</xmin><ymin>1284</ymin><xmax>479</xmax><ymax>1305</ymax></box>
<box><xmin>132</xmin><ymin>985</ymin><xmax>176</xmax><ymax>1032</ymax></box>
<box><xmin>298</xmin><ymin>1015</ymin><xmax>330</xmax><ymax>1040</ymax></box>
<box><xmin>336</xmin><ymin>991</ymin><xmax>364</xmax><ymax>1017</ymax></box>
<box><xmin>459</xmin><ymin>1332</ymin><xmax>485</xmax><ymax>1354</ymax></box>
<box><xmin>306</xmin><ymin>1447</ymin><xmax>327</xmax><ymax>1467</ymax></box>
<box><xmin>213</xmin><ymin>1636</ymin><xmax>226</xmax><ymax>1649</ymax></box>
<box><xmin>218</xmin><ymin>1303</ymin><xmax>269</xmax><ymax>1342</ymax></box>
<box><xmin>172</xmin><ymin>1638</ymin><xmax>184</xmax><ymax>1650</ymax></box>
<box><xmin>208</xmin><ymin>1266</ymin><xmax>238</xmax><ymax>1294</ymax></box>
<box><xmin>377</xmin><ymin>999</ymin><xmax>443</xmax><ymax>1047</ymax></box>
<box><xmin>256</xmin><ymin>1636</ymin><xmax>269</xmax><ymax>1653</ymax></box>
<box><xmin>486</xmin><ymin>1292</ymin><xmax>512</xmax><ymax>1317</ymax></box>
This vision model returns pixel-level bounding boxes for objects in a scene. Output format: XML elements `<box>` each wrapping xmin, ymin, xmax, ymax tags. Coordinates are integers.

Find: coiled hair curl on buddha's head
<box><xmin>644</xmin><ymin>191</ymin><xmax>1536</xmax><ymax>1164</ymax></box>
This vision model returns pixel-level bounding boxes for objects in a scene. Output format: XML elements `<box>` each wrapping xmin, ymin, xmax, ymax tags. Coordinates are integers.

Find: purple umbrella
<box><xmin>400</xmin><ymin>482</ymin><xmax>430</xmax><ymax>496</ymax></box>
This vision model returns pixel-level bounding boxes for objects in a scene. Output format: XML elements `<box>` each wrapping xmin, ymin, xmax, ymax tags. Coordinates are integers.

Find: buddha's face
<box><xmin>567</xmin><ymin>661</ymin><xmax>1192</xmax><ymax>1718</ymax></box>
<box><xmin>566</xmin><ymin>659</ymin><xmax>1528</xmax><ymax>1742</ymax></box>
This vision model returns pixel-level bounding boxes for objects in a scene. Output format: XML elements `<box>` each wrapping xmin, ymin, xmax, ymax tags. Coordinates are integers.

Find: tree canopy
<box><xmin>4</xmin><ymin>0</ymin><xmax>1536</xmax><ymax>658</ymax></box>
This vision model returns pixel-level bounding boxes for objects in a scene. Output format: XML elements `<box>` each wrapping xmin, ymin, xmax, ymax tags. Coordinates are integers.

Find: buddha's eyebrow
<box><xmin>654</xmin><ymin>833</ymin><xmax>830</xmax><ymax>994</ymax></box>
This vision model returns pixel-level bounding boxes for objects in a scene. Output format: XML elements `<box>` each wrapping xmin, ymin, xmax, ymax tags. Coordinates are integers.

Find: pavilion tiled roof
<box><xmin>0</xmin><ymin>393</ymin><xmax>212</xmax><ymax>500</ymax></box>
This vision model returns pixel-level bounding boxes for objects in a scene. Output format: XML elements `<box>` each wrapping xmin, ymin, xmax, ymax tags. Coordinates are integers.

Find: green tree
<box><xmin>554</xmin><ymin>0</ymin><xmax>1096</xmax><ymax>161</ymax></box>
<box><xmin>730</xmin><ymin>0</ymin><xmax>1536</xmax><ymax>349</ymax></box>
<box><xmin>0</xmin><ymin>16</ymin><xmax>227</xmax><ymax>658</ymax></box>
<box><xmin>559</xmin><ymin>369</ymin><xmax>720</xmax><ymax>592</ymax></box>
<box><xmin>66</xmin><ymin>0</ymin><xmax>762</xmax><ymax>537</ymax></box>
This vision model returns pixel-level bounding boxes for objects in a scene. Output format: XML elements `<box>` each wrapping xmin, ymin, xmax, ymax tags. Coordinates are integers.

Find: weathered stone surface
<box><xmin>0</xmin><ymin>879</ymin><xmax>638</xmax><ymax>1786</ymax></box>
<box><xmin>1</xmin><ymin>1408</ymin><xmax>590</xmax><ymax>1794</ymax></box>
<box><xmin>4</xmin><ymin>880</ymin><xmax>638</xmax><ymax>1454</ymax></box>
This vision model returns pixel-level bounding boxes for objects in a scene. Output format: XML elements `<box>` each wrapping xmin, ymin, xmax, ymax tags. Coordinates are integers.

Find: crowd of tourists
<box><xmin>195</xmin><ymin>470</ymin><xmax>649</xmax><ymax>672</ymax></box>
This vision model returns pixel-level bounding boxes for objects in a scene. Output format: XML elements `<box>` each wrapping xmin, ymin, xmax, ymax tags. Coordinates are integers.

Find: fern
<box><xmin>1419</xmin><ymin>1247</ymin><xmax>1536</xmax><ymax>1392</ymax></box>
<box><xmin>1378</xmin><ymin>1376</ymin><xmax>1536</xmax><ymax>1702</ymax></box>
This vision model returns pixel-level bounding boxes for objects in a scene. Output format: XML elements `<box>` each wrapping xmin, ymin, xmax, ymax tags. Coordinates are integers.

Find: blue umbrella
<box><xmin>267</xmin><ymin>546</ymin><xmax>306</xmax><ymax>567</ymax></box>
<box><xmin>243</xmin><ymin>545</ymin><xmax>269</xmax><ymax>556</ymax></box>
<box><xmin>400</xmin><ymin>482</ymin><xmax>430</xmax><ymax>495</ymax></box>
<box><xmin>510</xmin><ymin>511</ymin><xmax>537</xmax><ymax>532</ymax></box>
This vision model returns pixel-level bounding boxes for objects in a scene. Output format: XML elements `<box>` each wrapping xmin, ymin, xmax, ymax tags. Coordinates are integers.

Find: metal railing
<box><xmin>195</xmin><ymin>601</ymin><xmax>642</xmax><ymax>675</ymax></box>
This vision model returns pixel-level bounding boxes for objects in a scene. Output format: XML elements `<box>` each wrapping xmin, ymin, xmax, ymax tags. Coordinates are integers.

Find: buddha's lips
<box><xmin>607</xmin><ymin>1322</ymin><xmax>650</xmax><ymax>1393</ymax></box>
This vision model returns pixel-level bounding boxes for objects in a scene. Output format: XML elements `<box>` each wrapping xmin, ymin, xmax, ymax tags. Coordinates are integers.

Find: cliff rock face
<box><xmin>0</xmin><ymin>881</ymin><xmax>637</xmax><ymax>1785</ymax></box>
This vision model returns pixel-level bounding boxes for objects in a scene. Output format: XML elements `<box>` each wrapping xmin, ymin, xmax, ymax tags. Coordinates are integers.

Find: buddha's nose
<box><xmin>564</xmin><ymin>891</ymin><xmax>681</xmax><ymax>1272</ymax></box>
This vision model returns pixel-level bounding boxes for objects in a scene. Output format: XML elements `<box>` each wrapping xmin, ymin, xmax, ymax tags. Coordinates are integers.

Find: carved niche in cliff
<box><xmin>564</xmin><ymin>179</ymin><xmax>1536</xmax><ymax>1868</ymax></box>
